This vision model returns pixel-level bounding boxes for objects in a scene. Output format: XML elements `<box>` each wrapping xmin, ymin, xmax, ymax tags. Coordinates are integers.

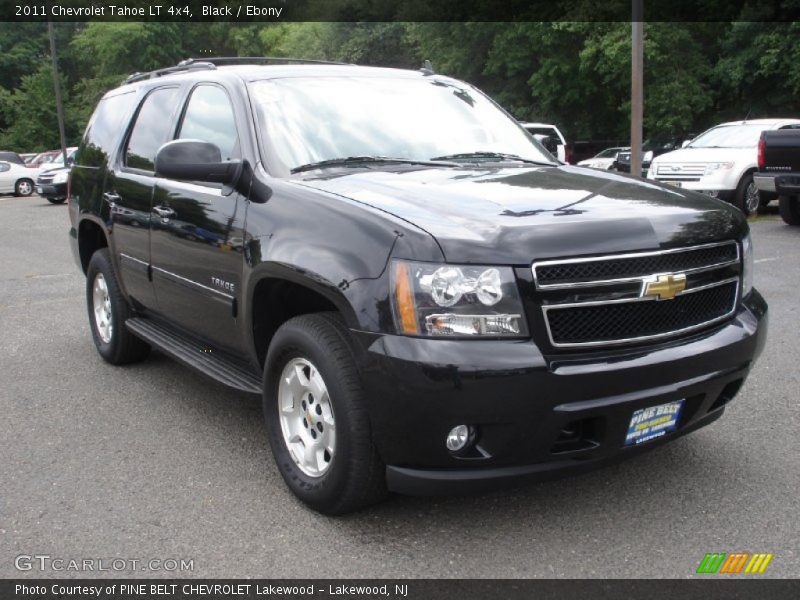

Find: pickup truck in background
<box><xmin>755</xmin><ymin>129</ymin><xmax>800</xmax><ymax>226</ymax></box>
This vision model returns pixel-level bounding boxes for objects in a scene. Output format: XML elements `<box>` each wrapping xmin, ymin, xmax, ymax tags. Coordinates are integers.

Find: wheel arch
<box><xmin>246</xmin><ymin>265</ymin><xmax>360</xmax><ymax>369</ymax></box>
<box><xmin>77</xmin><ymin>216</ymin><xmax>110</xmax><ymax>274</ymax></box>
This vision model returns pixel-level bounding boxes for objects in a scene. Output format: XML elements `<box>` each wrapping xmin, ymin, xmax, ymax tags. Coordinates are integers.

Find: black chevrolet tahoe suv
<box><xmin>68</xmin><ymin>58</ymin><xmax>767</xmax><ymax>514</ymax></box>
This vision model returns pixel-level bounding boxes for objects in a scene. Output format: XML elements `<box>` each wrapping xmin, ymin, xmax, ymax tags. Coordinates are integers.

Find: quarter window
<box><xmin>0</xmin><ymin>162</ymin><xmax>9</xmax><ymax>173</ymax></box>
<box><xmin>177</xmin><ymin>85</ymin><xmax>240</xmax><ymax>161</ymax></box>
<box><xmin>125</xmin><ymin>87</ymin><xmax>180</xmax><ymax>171</ymax></box>
<box><xmin>81</xmin><ymin>92</ymin><xmax>137</xmax><ymax>167</ymax></box>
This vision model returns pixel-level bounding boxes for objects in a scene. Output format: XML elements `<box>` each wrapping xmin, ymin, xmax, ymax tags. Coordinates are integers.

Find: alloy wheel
<box><xmin>92</xmin><ymin>273</ymin><xmax>113</xmax><ymax>343</ymax></box>
<box><xmin>277</xmin><ymin>357</ymin><xmax>336</xmax><ymax>477</ymax></box>
<box><xmin>745</xmin><ymin>181</ymin><xmax>760</xmax><ymax>214</ymax></box>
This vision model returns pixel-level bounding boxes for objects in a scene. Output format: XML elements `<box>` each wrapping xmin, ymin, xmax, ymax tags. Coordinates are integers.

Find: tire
<box><xmin>779</xmin><ymin>195</ymin><xmax>800</xmax><ymax>226</ymax></box>
<box><xmin>264</xmin><ymin>312</ymin><xmax>387</xmax><ymax>514</ymax></box>
<box><xmin>733</xmin><ymin>172</ymin><xmax>760</xmax><ymax>216</ymax></box>
<box><xmin>47</xmin><ymin>197</ymin><xmax>66</xmax><ymax>204</ymax></box>
<box><xmin>14</xmin><ymin>179</ymin><xmax>33</xmax><ymax>197</ymax></box>
<box><xmin>86</xmin><ymin>248</ymin><xmax>150</xmax><ymax>365</ymax></box>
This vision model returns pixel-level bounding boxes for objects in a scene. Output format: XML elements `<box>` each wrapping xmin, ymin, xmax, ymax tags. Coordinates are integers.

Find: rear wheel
<box><xmin>779</xmin><ymin>195</ymin><xmax>800</xmax><ymax>226</ymax></box>
<box><xmin>14</xmin><ymin>179</ymin><xmax>33</xmax><ymax>197</ymax></box>
<box><xmin>264</xmin><ymin>312</ymin><xmax>387</xmax><ymax>514</ymax></box>
<box><xmin>86</xmin><ymin>248</ymin><xmax>150</xmax><ymax>364</ymax></box>
<box><xmin>733</xmin><ymin>173</ymin><xmax>760</xmax><ymax>215</ymax></box>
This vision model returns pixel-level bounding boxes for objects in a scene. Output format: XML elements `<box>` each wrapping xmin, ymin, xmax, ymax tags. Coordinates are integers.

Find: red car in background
<box><xmin>27</xmin><ymin>150</ymin><xmax>60</xmax><ymax>169</ymax></box>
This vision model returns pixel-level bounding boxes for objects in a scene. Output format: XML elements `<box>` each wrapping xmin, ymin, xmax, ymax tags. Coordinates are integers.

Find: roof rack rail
<box><xmin>177</xmin><ymin>56</ymin><xmax>350</xmax><ymax>67</ymax></box>
<box><xmin>123</xmin><ymin>61</ymin><xmax>216</xmax><ymax>85</ymax></box>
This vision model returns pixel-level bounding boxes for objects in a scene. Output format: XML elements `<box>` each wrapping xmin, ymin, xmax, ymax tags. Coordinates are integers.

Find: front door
<box><xmin>108</xmin><ymin>86</ymin><xmax>182</xmax><ymax>310</ymax></box>
<box><xmin>149</xmin><ymin>83</ymin><xmax>246</xmax><ymax>353</ymax></box>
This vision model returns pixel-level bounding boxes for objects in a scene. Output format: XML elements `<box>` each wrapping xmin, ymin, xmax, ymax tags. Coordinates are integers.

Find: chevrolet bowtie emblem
<box><xmin>642</xmin><ymin>273</ymin><xmax>687</xmax><ymax>300</ymax></box>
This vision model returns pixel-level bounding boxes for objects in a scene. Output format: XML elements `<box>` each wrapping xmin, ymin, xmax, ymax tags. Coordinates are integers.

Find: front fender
<box><xmin>240</xmin><ymin>178</ymin><xmax>444</xmax><ymax>362</ymax></box>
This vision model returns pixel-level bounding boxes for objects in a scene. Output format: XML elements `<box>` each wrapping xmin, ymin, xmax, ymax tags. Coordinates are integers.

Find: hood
<box><xmin>652</xmin><ymin>146</ymin><xmax>754</xmax><ymax>164</ymax></box>
<box><xmin>293</xmin><ymin>165</ymin><xmax>745</xmax><ymax>264</ymax></box>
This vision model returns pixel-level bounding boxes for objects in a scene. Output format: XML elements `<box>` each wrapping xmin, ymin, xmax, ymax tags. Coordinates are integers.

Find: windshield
<box><xmin>249</xmin><ymin>76</ymin><xmax>555</xmax><ymax>174</ymax></box>
<box><xmin>688</xmin><ymin>124</ymin><xmax>766</xmax><ymax>149</ymax></box>
<box><xmin>595</xmin><ymin>147</ymin><xmax>624</xmax><ymax>158</ymax></box>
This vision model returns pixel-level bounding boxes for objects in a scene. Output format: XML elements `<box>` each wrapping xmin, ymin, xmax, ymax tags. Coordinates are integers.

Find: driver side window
<box><xmin>177</xmin><ymin>85</ymin><xmax>240</xmax><ymax>161</ymax></box>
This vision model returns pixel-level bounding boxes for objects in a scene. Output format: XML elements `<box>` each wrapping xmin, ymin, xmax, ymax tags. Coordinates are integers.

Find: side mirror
<box><xmin>155</xmin><ymin>139</ymin><xmax>241</xmax><ymax>185</ymax></box>
<box><xmin>681</xmin><ymin>140</ymin><xmax>691</xmax><ymax>148</ymax></box>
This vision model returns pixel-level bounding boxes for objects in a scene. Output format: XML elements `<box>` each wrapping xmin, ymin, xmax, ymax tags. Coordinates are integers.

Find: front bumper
<box><xmin>354</xmin><ymin>290</ymin><xmax>767</xmax><ymax>495</ymax></box>
<box><xmin>36</xmin><ymin>182</ymin><xmax>67</xmax><ymax>199</ymax></box>
<box><xmin>650</xmin><ymin>179</ymin><xmax>735</xmax><ymax>200</ymax></box>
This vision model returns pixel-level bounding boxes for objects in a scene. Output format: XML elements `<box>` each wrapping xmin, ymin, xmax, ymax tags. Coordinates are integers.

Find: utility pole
<box><xmin>47</xmin><ymin>20</ymin><xmax>68</xmax><ymax>165</ymax></box>
<box><xmin>630</xmin><ymin>0</ymin><xmax>644</xmax><ymax>178</ymax></box>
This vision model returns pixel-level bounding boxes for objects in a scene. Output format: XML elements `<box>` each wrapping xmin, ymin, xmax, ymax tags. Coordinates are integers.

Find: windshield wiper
<box><xmin>290</xmin><ymin>156</ymin><xmax>457</xmax><ymax>174</ymax></box>
<box><xmin>429</xmin><ymin>151</ymin><xmax>556</xmax><ymax>166</ymax></box>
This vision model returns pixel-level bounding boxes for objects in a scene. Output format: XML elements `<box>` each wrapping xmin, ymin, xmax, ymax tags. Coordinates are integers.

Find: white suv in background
<box><xmin>520</xmin><ymin>122</ymin><xmax>568</xmax><ymax>162</ymax></box>
<box><xmin>647</xmin><ymin>119</ymin><xmax>800</xmax><ymax>215</ymax></box>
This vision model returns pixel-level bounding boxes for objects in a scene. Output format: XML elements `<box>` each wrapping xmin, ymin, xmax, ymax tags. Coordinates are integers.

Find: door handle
<box><xmin>152</xmin><ymin>206</ymin><xmax>176</xmax><ymax>219</ymax></box>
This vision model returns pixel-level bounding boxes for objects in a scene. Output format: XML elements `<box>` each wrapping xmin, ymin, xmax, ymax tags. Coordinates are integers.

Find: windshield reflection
<box><xmin>249</xmin><ymin>76</ymin><xmax>555</xmax><ymax>176</ymax></box>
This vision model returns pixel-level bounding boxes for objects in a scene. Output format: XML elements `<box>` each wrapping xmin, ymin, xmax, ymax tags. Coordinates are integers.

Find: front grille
<box><xmin>545</xmin><ymin>280</ymin><xmax>738</xmax><ymax>346</ymax></box>
<box><xmin>534</xmin><ymin>242</ymin><xmax>738</xmax><ymax>287</ymax></box>
<box><xmin>656</xmin><ymin>163</ymin><xmax>707</xmax><ymax>179</ymax></box>
<box><xmin>533</xmin><ymin>241</ymin><xmax>742</xmax><ymax>348</ymax></box>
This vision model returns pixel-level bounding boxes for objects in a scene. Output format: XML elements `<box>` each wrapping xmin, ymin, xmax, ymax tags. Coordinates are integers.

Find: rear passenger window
<box><xmin>79</xmin><ymin>92</ymin><xmax>137</xmax><ymax>167</ymax></box>
<box><xmin>125</xmin><ymin>87</ymin><xmax>180</xmax><ymax>171</ymax></box>
<box><xmin>0</xmin><ymin>163</ymin><xmax>9</xmax><ymax>173</ymax></box>
<box><xmin>177</xmin><ymin>85</ymin><xmax>240</xmax><ymax>161</ymax></box>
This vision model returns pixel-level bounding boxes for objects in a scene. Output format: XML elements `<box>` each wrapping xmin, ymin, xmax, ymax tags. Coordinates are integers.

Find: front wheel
<box><xmin>86</xmin><ymin>248</ymin><xmax>150</xmax><ymax>364</ymax></box>
<box><xmin>734</xmin><ymin>173</ymin><xmax>760</xmax><ymax>216</ymax></box>
<box><xmin>47</xmin><ymin>197</ymin><xmax>66</xmax><ymax>204</ymax></box>
<box><xmin>264</xmin><ymin>313</ymin><xmax>387</xmax><ymax>514</ymax></box>
<box><xmin>15</xmin><ymin>179</ymin><xmax>33</xmax><ymax>197</ymax></box>
<box><xmin>779</xmin><ymin>195</ymin><xmax>800</xmax><ymax>226</ymax></box>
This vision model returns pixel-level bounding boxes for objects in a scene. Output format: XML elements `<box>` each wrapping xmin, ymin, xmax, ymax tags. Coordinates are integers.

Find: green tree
<box><xmin>0</xmin><ymin>63</ymin><xmax>74</xmax><ymax>152</ymax></box>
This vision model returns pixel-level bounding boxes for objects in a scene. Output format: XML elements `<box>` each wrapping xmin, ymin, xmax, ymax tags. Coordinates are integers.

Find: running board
<box><xmin>126</xmin><ymin>318</ymin><xmax>262</xmax><ymax>395</ymax></box>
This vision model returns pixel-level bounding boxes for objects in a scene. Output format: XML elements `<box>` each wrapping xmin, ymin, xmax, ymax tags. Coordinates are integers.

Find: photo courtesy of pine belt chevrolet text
<box><xmin>67</xmin><ymin>58</ymin><xmax>767</xmax><ymax>514</ymax></box>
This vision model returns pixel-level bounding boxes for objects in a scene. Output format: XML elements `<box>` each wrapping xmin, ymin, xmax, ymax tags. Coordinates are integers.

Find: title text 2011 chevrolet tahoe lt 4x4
<box><xmin>68</xmin><ymin>58</ymin><xmax>767</xmax><ymax>514</ymax></box>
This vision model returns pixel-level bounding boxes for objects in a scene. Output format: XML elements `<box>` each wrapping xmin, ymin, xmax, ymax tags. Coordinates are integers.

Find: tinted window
<box><xmin>79</xmin><ymin>92</ymin><xmax>137</xmax><ymax>167</ymax></box>
<box><xmin>178</xmin><ymin>85</ymin><xmax>239</xmax><ymax>160</ymax></box>
<box><xmin>125</xmin><ymin>87</ymin><xmax>180</xmax><ymax>171</ymax></box>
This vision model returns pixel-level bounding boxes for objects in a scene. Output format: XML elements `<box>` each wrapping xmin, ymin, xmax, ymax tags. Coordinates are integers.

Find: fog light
<box><xmin>446</xmin><ymin>425</ymin><xmax>473</xmax><ymax>452</ymax></box>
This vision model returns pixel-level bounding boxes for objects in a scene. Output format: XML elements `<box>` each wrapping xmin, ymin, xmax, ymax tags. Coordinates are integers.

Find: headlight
<box><xmin>52</xmin><ymin>170</ymin><xmax>68</xmax><ymax>184</ymax></box>
<box><xmin>390</xmin><ymin>260</ymin><xmax>528</xmax><ymax>337</ymax></box>
<box><xmin>704</xmin><ymin>162</ymin><xmax>734</xmax><ymax>175</ymax></box>
<box><xmin>741</xmin><ymin>232</ymin><xmax>753</xmax><ymax>296</ymax></box>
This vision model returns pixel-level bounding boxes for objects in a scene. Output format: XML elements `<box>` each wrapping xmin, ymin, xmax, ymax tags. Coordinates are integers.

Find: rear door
<box><xmin>106</xmin><ymin>86</ymin><xmax>182</xmax><ymax>310</ymax></box>
<box><xmin>149</xmin><ymin>83</ymin><xmax>247</xmax><ymax>353</ymax></box>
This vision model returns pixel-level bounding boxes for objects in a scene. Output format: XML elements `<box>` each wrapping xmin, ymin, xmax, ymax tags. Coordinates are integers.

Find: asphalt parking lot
<box><xmin>0</xmin><ymin>194</ymin><xmax>798</xmax><ymax>579</ymax></box>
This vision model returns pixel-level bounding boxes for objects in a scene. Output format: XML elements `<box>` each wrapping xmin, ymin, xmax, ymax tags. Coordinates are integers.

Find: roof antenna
<box><xmin>420</xmin><ymin>59</ymin><xmax>434</xmax><ymax>76</ymax></box>
<box><xmin>743</xmin><ymin>106</ymin><xmax>751</xmax><ymax>122</ymax></box>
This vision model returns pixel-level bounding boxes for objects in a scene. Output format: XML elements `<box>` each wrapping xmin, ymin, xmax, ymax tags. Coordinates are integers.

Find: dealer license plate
<box><xmin>624</xmin><ymin>399</ymin><xmax>684</xmax><ymax>446</ymax></box>
<box><xmin>36</xmin><ymin>186</ymin><xmax>43</xmax><ymax>194</ymax></box>
<box><xmin>662</xmin><ymin>180</ymin><xmax>682</xmax><ymax>188</ymax></box>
